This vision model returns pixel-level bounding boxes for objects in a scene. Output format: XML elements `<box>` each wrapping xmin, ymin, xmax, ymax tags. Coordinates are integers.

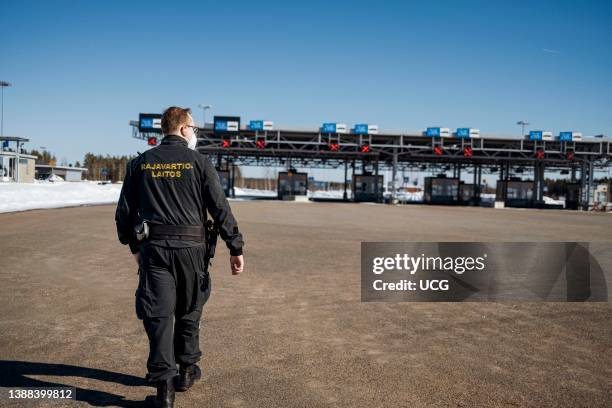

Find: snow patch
<box><xmin>0</xmin><ymin>181</ymin><xmax>123</xmax><ymax>213</ymax></box>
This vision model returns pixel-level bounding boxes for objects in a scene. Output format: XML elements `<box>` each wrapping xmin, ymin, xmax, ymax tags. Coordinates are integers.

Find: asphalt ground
<box><xmin>0</xmin><ymin>201</ymin><xmax>610</xmax><ymax>407</ymax></box>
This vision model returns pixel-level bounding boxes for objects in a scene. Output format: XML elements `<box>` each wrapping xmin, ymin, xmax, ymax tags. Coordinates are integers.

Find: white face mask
<box><xmin>182</xmin><ymin>126</ymin><xmax>197</xmax><ymax>150</ymax></box>
<box><xmin>187</xmin><ymin>133</ymin><xmax>197</xmax><ymax>150</ymax></box>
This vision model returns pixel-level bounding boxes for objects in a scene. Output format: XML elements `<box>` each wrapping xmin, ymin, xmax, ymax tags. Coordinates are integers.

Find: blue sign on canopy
<box><xmin>249</xmin><ymin>120</ymin><xmax>264</xmax><ymax>131</ymax></box>
<box><xmin>138</xmin><ymin>113</ymin><xmax>162</xmax><ymax>133</ymax></box>
<box><xmin>322</xmin><ymin>123</ymin><xmax>337</xmax><ymax>133</ymax></box>
<box><xmin>426</xmin><ymin>127</ymin><xmax>441</xmax><ymax>137</ymax></box>
<box><xmin>529</xmin><ymin>131</ymin><xmax>543</xmax><ymax>141</ymax></box>
<box><xmin>354</xmin><ymin>124</ymin><xmax>369</xmax><ymax>135</ymax></box>
<box><xmin>215</xmin><ymin>121</ymin><xmax>228</xmax><ymax>131</ymax></box>
<box><xmin>213</xmin><ymin>116</ymin><xmax>240</xmax><ymax>134</ymax></box>
<box><xmin>456</xmin><ymin>128</ymin><xmax>470</xmax><ymax>138</ymax></box>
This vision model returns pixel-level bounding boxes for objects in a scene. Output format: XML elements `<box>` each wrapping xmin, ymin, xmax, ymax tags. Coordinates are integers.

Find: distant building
<box><xmin>35</xmin><ymin>164</ymin><xmax>87</xmax><ymax>181</ymax></box>
<box><xmin>0</xmin><ymin>150</ymin><xmax>36</xmax><ymax>183</ymax></box>
<box><xmin>0</xmin><ymin>136</ymin><xmax>36</xmax><ymax>183</ymax></box>
<box><xmin>592</xmin><ymin>181</ymin><xmax>611</xmax><ymax>208</ymax></box>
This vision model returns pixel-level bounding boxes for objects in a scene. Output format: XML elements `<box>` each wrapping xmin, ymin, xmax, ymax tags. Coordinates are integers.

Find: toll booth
<box><xmin>459</xmin><ymin>183</ymin><xmax>479</xmax><ymax>205</ymax></box>
<box><xmin>496</xmin><ymin>180</ymin><xmax>535</xmax><ymax>208</ymax></box>
<box><xmin>564</xmin><ymin>183</ymin><xmax>581</xmax><ymax>210</ymax></box>
<box><xmin>278</xmin><ymin>171</ymin><xmax>308</xmax><ymax>200</ymax></box>
<box><xmin>592</xmin><ymin>181</ymin><xmax>611</xmax><ymax>210</ymax></box>
<box><xmin>216</xmin><ymin>169</ymin><xmax>231</xmax><ymax>197</ymax></box>
<box><xmin>353</xmin><ymin>174</ymin><xmax>383</xmax><ymax>203</ymax></box>
<box><xmin>424</xmin><ymin>176</ymin><xmax>460</xmax><ymax>205</ymax></box>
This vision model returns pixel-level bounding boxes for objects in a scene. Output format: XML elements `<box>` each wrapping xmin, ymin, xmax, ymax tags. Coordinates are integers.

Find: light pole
<box><xmin>197</xmin><ymin>104</ymin><xmax>212</xmax><ymax>126</ymax></box>
<box><xmin>1</xmin><ymin>81</ymin><xmax>12</xmax><ymax>137</ymax></box>
<box><xmin>516</xmin><ymin>120</ymin><xmax>530</xmax><ymax>138</ymax></box>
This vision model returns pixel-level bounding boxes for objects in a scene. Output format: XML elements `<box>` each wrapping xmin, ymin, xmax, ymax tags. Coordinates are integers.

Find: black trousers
<box><xmin>136</xmin><ymin>241</ymin><xmax>212</xmax><ymax>383</ymax></box>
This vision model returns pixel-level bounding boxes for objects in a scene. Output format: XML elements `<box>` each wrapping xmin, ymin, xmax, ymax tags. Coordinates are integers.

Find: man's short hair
<box><xmin>161</xmin><ymin>106</ymin><xmax>192</xmax><ymax>135</ymax></box>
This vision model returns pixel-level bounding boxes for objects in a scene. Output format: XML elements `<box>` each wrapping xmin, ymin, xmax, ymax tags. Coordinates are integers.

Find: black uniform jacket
<box><xmin>115</xmin><ymin>134</ymin><xmax>244</xmax><ymax>256</ymax></box>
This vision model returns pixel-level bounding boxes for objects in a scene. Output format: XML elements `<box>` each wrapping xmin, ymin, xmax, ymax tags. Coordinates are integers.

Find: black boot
<box><xmin>154</xmin><ymin>377</ymin><xmax>175</xmax><ymax>408</ymax></box>
<box><xmin>176</xmin><ymin>364</ymin><xmax>201</xmax><ymax>391</ymax></box>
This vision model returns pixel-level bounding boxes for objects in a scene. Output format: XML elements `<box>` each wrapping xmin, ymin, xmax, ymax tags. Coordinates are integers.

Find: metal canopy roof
<box><xmin>0</xmin><ymin>136</ymin><xmax>30</xmax><ymax>143</ymax></box>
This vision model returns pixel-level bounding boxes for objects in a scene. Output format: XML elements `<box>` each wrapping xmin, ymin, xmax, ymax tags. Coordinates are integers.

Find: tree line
<box><xmin>83</xmin><ymin>153</ymin><xmax>135</xmax><ymax>182</ymax></box>
<box><xmin>25</xmin><ymin>149</ymin><xmax>59</xmax><ymax>166</ymax></box>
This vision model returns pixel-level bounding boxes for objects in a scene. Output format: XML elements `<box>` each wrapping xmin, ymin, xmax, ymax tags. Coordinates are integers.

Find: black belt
<box><xmin>148</xmin><ymin>224</ymin><xmax>206</xmax><ymax>241</ymax></box>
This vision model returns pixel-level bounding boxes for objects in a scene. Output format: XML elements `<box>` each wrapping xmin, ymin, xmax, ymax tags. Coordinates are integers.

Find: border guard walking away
<box><xmin>115</xmin><ymin>106</ymin><xmax>245</xmax><ymax>407</ymax></box>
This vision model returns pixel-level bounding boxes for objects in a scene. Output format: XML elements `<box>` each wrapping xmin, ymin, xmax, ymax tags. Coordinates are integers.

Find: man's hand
<box><xmin>133</xmin><ymin>252</ymin><xmax>140</xmax><ymax>266</ymax></box>
<box><xmin>230</xmin><ymin>255</ymin><xmax>244</xmax><ymax>275</ymax></box>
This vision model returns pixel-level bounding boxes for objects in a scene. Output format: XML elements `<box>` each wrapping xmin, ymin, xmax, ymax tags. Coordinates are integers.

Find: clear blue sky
<box><xmin>2</xmin><ymin>0</ymin><xmax>611</xmax><ymax>166</ymax></box>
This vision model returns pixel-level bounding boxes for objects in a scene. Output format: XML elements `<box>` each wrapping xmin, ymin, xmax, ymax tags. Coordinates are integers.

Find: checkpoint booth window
<box><xmin>277</xmin><ymin>171</ymin><xmax>308</xmax><ymax>200</ymax></box>
<box><xmin>352</xmin><ymin>174</ymin><xmax>383</xmax><ymax>203</ymax></box>
<box><xmin>459</xmin><ymin>183</ymin><xmax>478</xmax><ymax>204</ymax></box>
<box><xmin>216</xmin><ymin>169</ymin><xmax>231</xmax><ymax>197</ymax></box>
<box><xmin>0</xmin><ymin>155</ymin><xmax>11</xmax><ymax>181</ymax></box>
<box><xmin>424</xmin><ymin>176</ymin><xmax>459</xmax><ymax>204</ymax></box>
<box><xmin>496</xmin><ymin>180</ymin><xmax>535</xmax><ymax>207</ymax></box>
<box><xmin>564</xmin><ymin>183</ymin><xmax>581</xmax><ymax>210</ymax></box>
